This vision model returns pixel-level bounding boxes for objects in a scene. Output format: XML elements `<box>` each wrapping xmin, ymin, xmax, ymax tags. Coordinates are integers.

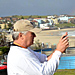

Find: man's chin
<box><xmin>30</xmin><ymin>42</ymin><xmax>33</xmax><ymax>46</ymax></box>
<box><xmin>32</xmin><ymin>42</ymin><xmax>34</xmax><ymax>44</ymax></box>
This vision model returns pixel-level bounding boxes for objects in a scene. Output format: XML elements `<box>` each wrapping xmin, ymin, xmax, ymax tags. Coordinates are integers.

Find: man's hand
<box><xmin>47</xmin><ymin>32</ymin><xmax>69</xmax><ymax>61</ymax></box>
<box><xmin>56</xmin><ymin>32</ymin><xmax>69</xmax><ymax>53</ymax></box>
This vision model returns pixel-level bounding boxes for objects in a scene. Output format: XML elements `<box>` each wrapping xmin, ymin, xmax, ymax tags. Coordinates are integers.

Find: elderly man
<box><xmin>7</xmin><ymin>19</ymin><xmax>69</xmax><ymax>75</ymax></box>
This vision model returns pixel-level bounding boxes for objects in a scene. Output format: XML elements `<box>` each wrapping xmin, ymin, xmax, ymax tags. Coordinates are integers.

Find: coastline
<box><xmin>34</xmin><ymin>28</ymin><xmax>75</xmax><ymax>48</ymax></box>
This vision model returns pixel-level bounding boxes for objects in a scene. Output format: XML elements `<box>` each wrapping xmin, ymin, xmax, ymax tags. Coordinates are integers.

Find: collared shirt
<box><xmin>7</xmin><ymin>44</ymin><xmax>62</xmax><ymax>75</ymax></box>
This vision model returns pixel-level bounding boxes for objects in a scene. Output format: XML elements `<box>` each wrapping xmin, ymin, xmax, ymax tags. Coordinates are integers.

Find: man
<box><xmin>7</xmin><ymin>19</ymin><xmax>69</xmax><ymax>75</ymax></box>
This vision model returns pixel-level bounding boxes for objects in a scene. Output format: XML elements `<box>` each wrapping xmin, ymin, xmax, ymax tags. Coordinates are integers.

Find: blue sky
<box><xmin>0</xmin><ymin>0</ymin><xmax>75</xmax><ymax>17</ymax></box>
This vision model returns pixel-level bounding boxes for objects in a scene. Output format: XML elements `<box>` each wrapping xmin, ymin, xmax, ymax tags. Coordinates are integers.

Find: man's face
<box><xmin>24</xmin><ymin>31</ymin><xmax>36</xmax><ymax>47</ymax></box>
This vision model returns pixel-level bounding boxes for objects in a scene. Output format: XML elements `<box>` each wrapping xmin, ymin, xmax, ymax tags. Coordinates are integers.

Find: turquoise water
<box><xmin>58</xmin><ymin>56</ymin><xmax>75</xmax><ymax>69</ymax></box>
<box><xmin>35</xmin><ymin>48</ymin><xmax>75</xmax><ymax>69</ymax></box>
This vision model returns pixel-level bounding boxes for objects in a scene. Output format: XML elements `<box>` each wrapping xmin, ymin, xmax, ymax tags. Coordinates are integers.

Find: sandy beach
<box><xmin>7</xmin><ymin>28</ymin><xmax>75</xmax><ymax>48</ymax></box>
<box><xmin>34</xmin><ymin>28</ymin><xmax>75</xmax><ymax>48</ymax></box>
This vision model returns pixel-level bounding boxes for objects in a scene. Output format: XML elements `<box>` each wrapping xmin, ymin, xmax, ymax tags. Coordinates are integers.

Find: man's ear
<box><xmin>19</xmin><ymin>33</ymin><xmax>26</xmax><ymax>40</ymax></box>
<box><xmin>18</xmin><ymin>33</ymin><xmax>22</xmax><ymax>38</ymax></box>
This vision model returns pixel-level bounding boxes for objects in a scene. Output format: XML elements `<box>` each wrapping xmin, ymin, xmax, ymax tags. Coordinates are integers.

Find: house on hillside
<box><xmin>40</xmin><ymin>23</ymin><xmax>51</xmax><ymax>29</ymax></box>
<box><xmin>59</xmin><ymin>16</ymin><xmax>74</xmax><ymax>23</ymax></box>
<box><xmin>41</xmin><ymin>18</ymin><xmax>53</xmax><ymax>25</ymax></box>
<box><xmin>0</xmin><ymin>17</ymin><xmax>3</xmax><ymax>20</ymax></box>
<box><xmin>2</xmin><ymin>17</ymin><xmax>12</xmax><ymax>22</ymax></box>
<box><xmin>34</xmin><ymin>19</ymin><xmax>44</xmax><ymax>27</ymax></box>
<box><xmin>47</xmin><ymin>15</ymin><xmax>55</xmax><ymax>19</ymax></box>
<box><xmin>59</xmin><ymin>16</ymin><xmax>69</xmax><ymax>22</ymax></box>
<box><xmin>31</xmin><ymin>20</ymin><xmax>39</xmax><ymax>27</ymax></box>
<box><xmin>0</xmin><ymin>23</ymin><xmax>9</xmax><ymax>29</ymax></box>
<box><xmin>68</xmin><ymin>18</ymin><xmax>75</xmax><ymax>24</ymax></box>
<box><xmin>0</xmin><ymin>17</ymin><xmax>5</xmax><ymax>22</ymax></box>
<box><xmin>51</xmin><ymin>18</ymin><xmax>59</xmax><ymax>25</ymax></box>
<box><xmin>12</xmin><ymin>17</ymin><xmax>18</xmax><ymax>22</ymax></box>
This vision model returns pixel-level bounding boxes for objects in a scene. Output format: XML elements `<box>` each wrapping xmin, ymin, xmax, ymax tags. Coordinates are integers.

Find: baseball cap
<box><xmin>13</xmin><ymin>19</ymin><xmax>41</xmax><ymax>33</ymax></box>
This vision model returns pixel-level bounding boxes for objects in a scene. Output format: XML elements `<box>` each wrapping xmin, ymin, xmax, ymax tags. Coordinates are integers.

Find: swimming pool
<box><xmin>35</xmin><ymin>48</ymin><xmax>75</xmax><ymax>69</ymax></box>
<box><xmin>58</xmin><ymin>56</ymin><xmax>75</xmax><ymax>69</ymax></box>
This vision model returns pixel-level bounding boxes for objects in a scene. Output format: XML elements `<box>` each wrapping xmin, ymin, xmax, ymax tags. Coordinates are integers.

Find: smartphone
<box><xmin>63</xmin><ymin>36</ymin><xmax>67</xmax><ymax>39</ymax></box>
<box><xmin>63</xmin><ymin>32</ymin><xmax>68</xmax><ymax>39</ymax></box>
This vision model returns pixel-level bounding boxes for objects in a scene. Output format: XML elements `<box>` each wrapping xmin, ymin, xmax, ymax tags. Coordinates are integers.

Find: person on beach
<box><xmin>7</xmin><ymin>19</ymin><xmax>69</xmax><ymax>75</ymax></box>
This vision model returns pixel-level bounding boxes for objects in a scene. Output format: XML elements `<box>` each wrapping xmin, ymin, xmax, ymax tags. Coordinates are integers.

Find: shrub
<box><xmin>0</xmin><ymin>51</ymin><xmax>3</xmax><ymax>55</ymax></box>
<box><xmin>0</xmin><ymin>46</ymin><xmax>10</xmax><ymax>54</ymax></box>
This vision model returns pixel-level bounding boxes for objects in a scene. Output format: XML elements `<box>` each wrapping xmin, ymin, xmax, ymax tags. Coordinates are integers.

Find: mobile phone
<box><xmin>63</xmin><ymin>36</ymin><xmax>66</xmax><ymax>39</ymax></box>
<box><xmin>63</xmin><ymin>35</ymin><xmax>67</xmax><ymax>53</ymax></box>
<box><xmin>63</xmin><ymin>32</ymin><xmax>68</xmax><ymax>39</ymax></box>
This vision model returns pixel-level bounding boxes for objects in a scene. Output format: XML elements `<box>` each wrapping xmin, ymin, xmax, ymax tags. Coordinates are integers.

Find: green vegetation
<box><xmin>21</xmin><ymin>16</ymin><xmax>24</xmax><ymax>19</ymax></box>
<box><xmin>0</xmin><ymin>46</ymin><xmax>10</xmax><ymax>54</ymax></box>
<box><xmin>31</xmin><ymin>39</ymin><xmax>42</xmax><ymax>50</ymax></box>
<box><xmin>55</xmin><ymin>23</ymin><xmax>75</xmax><ymax>28</ymax></box>
<box><xmin>8</xmin><ymin>22</ymin><xmax>13</xmax><ymax>29</ymax></box>
<box><xmin>12</xmin><ymin>15</ymin><xmax>47</xmax><ymax>19</ymax></box>
<box><xmin>0</xmin><ymin>51</ymin><xmax>3</xmax><ymax>55</ymax></box>
<box><xmin>4</xmin><ymin>24</ymin><xmax>7</xmax><ymax>29</ymax></box>
<box><xmin>0</xmin><ymin>32</ymin><xmax>6</xmax><ymax>46</ymax></box>
<box><xmin>54</xmin><ymin>69</ymin><xmax>75</xmax><ymax>75</ymax></box>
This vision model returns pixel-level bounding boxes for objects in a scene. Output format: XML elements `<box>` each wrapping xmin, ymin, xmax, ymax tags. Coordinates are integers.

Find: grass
<box><xmin>0</xmin><ymin>69</ymin><xmax>75</xmax><ymax>75</ymax></box>
<box><xmin>12</xmin><ymin>15</ymin><xmax>47</xmax><ymax>19</ymax></box>
<box><xmin>55</xmin><ymin>23</ymin><xmax>75</xmax><ymax>28</ymax></box>
<box><xmin>54</xmin><ymin>69</ymin><xmax>75</xmax><ymax>75</ymax></box>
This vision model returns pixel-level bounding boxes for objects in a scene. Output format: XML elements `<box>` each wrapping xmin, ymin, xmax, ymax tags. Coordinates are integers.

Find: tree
<box><xmin>8</xmin><ymin>23</ymin><xmax>13</xmax><ymax>29</ymax></box>
<box><xmin>0</xmin><ymin>51</ymin><xmax>3</xmax><ymax>55</ymax></box>
<box><xmin>0</xmin><ymin>32</ymin><xmax>7</xmax><ymax>46</ymax></box>
<box><xmin>0</xmin><ymin>46</ymin><xmax>10</xmax><ymax>54</ymax></box>
<box><xmin>4</xmin><ymin>24</ymin><xmax>7</xmax><ymax>29</ymax></box>
<box><xmin>33</xmin><ymin>40</ymin><xmax>42</xmax><ymax>50</ymax></box>
<box><xmin>21</xmin><ymin>16</ymin><xmax>24</xmax><ymax>19</ymax></box>
<box><xmin>29</xmin><ymin>15</ymin><xmax>32</xmax><ymax>18</ymax></box>
<box><xmin>38</xmin><ymin>16</ymin><xmax>41</xmax><ymax>18</ymax></box>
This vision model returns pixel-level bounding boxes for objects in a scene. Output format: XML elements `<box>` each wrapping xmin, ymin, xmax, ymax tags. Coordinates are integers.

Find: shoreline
<box><xmin>34</xmin><ymin>28</ymin><xmax>75</xmax><ymax>48</ymax></box>
<box><xmin>41</xmin><ymin>28</ymin><xmax>75</xmax><ymax>34</ymax></box>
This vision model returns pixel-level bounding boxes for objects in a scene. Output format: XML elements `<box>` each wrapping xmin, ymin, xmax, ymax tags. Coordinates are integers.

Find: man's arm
<box><xmin>41</xmin><ymin>32</ymin><xmax>69</xmax><ymax>75</ymax></box>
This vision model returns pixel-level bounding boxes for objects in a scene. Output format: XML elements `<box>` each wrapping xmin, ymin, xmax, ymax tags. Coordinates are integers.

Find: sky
<box><xmin>0</xmin><ymin>0</ymin><xmax>75</xmax><ymax>17</ymax></box>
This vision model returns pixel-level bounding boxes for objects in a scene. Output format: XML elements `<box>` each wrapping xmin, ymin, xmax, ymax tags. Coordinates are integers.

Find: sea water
<box><xmin>59</xmin><ymin>30</ymin><xmax>75</xmax><ymax>36</ymax></box>
<box><xmin>49</xmin><ymin>30</ymin><xmax>75</xmax><ymax>36</ymax></box>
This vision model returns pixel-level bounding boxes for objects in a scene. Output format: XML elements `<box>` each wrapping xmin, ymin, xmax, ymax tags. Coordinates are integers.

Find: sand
<box><xmin>34</xmin><ymin>28</ymin><xmax>75</xmax><ymax>48</ymax></box>
<box><xmin>6</xmin><ymin>28</ymin><xmax>75</xmax><ymax>48</ymax></box>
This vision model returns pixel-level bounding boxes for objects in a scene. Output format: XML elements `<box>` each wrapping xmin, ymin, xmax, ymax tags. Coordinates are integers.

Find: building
<box><xmin>68</xmin><ymin>18</ymin><xmax>75</xmax><ymax>24</ymax></box>
<box><xmin>59</xmin><ymin>16</ymin><xmax>74</xmax><ymax>23</ymax></box>
<box><xmin>47</xmin><ymin>15</ymin><xmax>55</xmax><ymax>19</ymax></box>
<box><xmin>31</xmin><ymin>20</ymin><xmax>39</xmax><ymax>27</ymax></box>
<box><xmin>0</xmin><ymin>23</ymin><xmax>9</xmax><ymax>29</ymax></box>
<box><xmin>51</xmin><ymin>18</ymin><xmax>59</xmax><ymax>25</ymax></box>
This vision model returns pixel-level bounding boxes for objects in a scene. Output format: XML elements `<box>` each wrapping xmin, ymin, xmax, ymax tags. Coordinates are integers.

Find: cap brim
<box><xmin>29</xmin><ymin>28</ymin><xmax>42</xmax><ymax>34</ymax></box>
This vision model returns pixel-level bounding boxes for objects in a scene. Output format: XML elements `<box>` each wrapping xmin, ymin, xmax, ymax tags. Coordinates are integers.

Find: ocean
<box><xmin>49</xmin><ymin>30</ymin><xmax>75</xmax><ymax>36</ymax></box>
<box><xmin>59</xmin><ymin>30</ymin><xmax>75</xmax><ymax>36</ymax></box>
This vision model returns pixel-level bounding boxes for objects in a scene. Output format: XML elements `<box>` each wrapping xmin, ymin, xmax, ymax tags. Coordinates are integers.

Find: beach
<box><xmin>6</xmin><ymin>28</ymin><xmax>75</xmax><ymax>48</ymax></box>
<box><xmin>34</xmin><ymin>28</ymin><xmax>75</xmax><ymax>48</ymax></box>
